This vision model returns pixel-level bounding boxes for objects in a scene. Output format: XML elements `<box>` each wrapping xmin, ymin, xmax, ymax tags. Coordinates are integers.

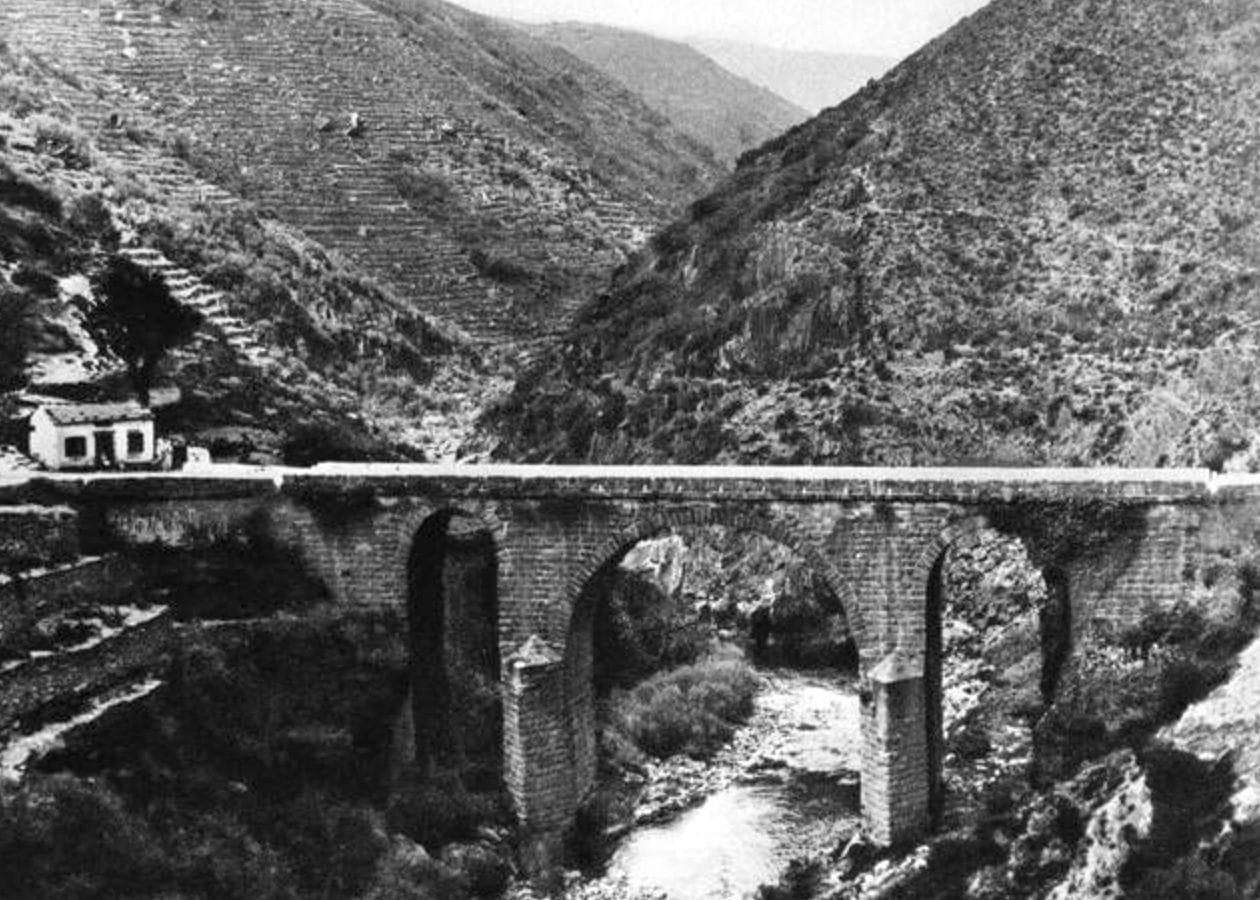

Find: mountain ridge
<box><xmin>523</xmin><ymin>22</ymin><xmax>808</xmax><ymax>166</ymax></box>
<box><xmin>686</xmin><ymin>36</ymin><xmax>896</xmax><ymax>114</ymax></box>
<box><xmin>487</xmin><ymin>0</ymin><xmax>1260</xmax><ymax>470</ymax></box>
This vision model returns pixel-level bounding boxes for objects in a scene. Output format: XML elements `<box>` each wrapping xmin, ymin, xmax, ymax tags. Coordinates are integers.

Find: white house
<box><xmin>28</xmin><ymin>402</ymin><xmax>156</xmax><ymax>471</ymax></box>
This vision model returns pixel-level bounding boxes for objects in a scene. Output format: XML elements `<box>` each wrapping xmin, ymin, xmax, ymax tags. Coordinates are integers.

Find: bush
<box><xmin>756</xmin><ymin>857</ymin><xmax>824</xmax><ymax>900</ymax></box>
<box><xmin>1128</xmin><ymin>857</ymin><xmax>1242</xmax><ymax>900</ymax></box>
<box><xmin>390</xmin><ymin>166</ymin><xmax>456</xmax><ymax>212</ymax></box>
<box><xmin>1035</xmin><ymin>599</ymin><xmax>1258</xmax><ymax>779</ymax></box>
<box><xmin>468</xmin><ymin>249</ymin><xmax>532</xmax><ymax>285</ymax></box>
<box><xmin>609</xmin><ymin>660</ymin><xmax>759</xmax><ymax>759</ymax></box>
<box><xmin>361</xmin><ymin>838</ymin><xmax>470</xmax><ymax>900</ymax></box>
<box><xmin>282</xmin><ymin>420</ymin><xmax>384</xmax><ymax>466</ymax></box>
<box><xmin>593</xmin><ymin>564</ymin><xmax>706</xmax><ymax>692</ymax></box>
<box><xmin>386</xmin><ymin>774</ymin><xmax>510</xmax><ymax>852</ymax></box>
<box><xmin>30</xmin><ymin>114</ymin><xmax>93</xmax><ymax>169</ymax></box>
<box><xmin>0</xmin><ymin>775</ymin><xmax>175</xmax><ymax>897</ymax></box>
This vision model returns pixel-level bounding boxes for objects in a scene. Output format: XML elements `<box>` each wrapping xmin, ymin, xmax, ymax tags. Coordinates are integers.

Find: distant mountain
<box><xmin>688</xmin><ymin>38</ymin><xmax>896</xmax><ymax>113</ymax></box>
<box><xmin>524</xmin><ymin>22</ymin><xmax>808</xmax><ymax>165</ymax></box>
<box><xmin>0</xmin><ymin>0</ymin><xmax>724</xmax><ymax>344</ymax></box>
<box><xmin>488</xmin><ymin>0</ymin><xmax>1260</xmax><ymax>471</ymax></box>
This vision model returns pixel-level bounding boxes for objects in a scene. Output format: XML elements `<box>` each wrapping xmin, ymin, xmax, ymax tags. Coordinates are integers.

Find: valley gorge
<box><xmin>2</xmin><ymin>0</ymin><xmax>1260</xmax><ymax>898</ymax></box>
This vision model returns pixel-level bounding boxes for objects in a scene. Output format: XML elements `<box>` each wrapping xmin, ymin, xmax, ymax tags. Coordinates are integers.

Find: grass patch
<box><xmin>607</xmin><ymin>660</ymin><xmax>758</xmax><ymax>760</ymax></box>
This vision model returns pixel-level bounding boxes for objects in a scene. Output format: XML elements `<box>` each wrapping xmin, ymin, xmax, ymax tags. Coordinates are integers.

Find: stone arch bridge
<box><xmin>3</xmin><ymin>464</ymin><xmax>1257</xmax><ymax>855</ymax></box>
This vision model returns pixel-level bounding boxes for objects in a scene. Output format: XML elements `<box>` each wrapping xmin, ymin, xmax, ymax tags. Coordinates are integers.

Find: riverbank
<box><xmin>514</xmin><ymin>668</ymin><xmax>862</xmax><ymax>900</ymax></box>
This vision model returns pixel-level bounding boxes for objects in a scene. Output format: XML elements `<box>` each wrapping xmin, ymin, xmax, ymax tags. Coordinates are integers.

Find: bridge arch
<box><xmin>560</xmin><ymin>506</ymin><xmax>871</xmax><ymax>656</ymax></box>
<box><xmin>406</xmin><ymin>506</ymin><xmax>503</xmax><ymax>781</ymax></box>
<box><xmin>558</xmin><ymin>505</ymin><xmax>870</xmax><ymax>814</ymax></box>
<box><xmin>915</xmin><ymin>515</ymin><xmax>1067</xmax><ymax>825</ymax></box>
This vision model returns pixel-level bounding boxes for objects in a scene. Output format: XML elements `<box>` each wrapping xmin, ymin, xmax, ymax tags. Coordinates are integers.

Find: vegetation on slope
<box><xmin>0</xmin><ymin>623</ymin><xmax>513</xmax><ymax>900</ymax></box>
<box><xmin>0</xmin><ymin>43</ymin><xmax>477</xmax><ymax>462</ymax></box>
<box><xmin>525</xmin><ymin>22</ymin><xmax>808</xmax><ymax>166</ymax></box>
<box><xmin>488</xmin><ymin>0</ymin><xmax>1260</xmax><ymax>469</ymax></box>
<box><xmin>1</xmin><ymin>0</ymin><xmax>724</xmax><ymax>342</ymax></box>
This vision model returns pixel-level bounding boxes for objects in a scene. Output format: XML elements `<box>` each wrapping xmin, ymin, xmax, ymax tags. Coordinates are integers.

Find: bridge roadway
<box><xmin>0</xmin><ymin>461</ymin><xmax>1246</xmax><ymax>498</ymax></box>
<box><xmin>3</xmin><ymin>464</ymin><xmax>1258</xmax><ymax>863</ymax></box>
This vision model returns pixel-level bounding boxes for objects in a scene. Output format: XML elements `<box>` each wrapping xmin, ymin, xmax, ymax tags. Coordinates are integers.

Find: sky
<box><xmin>449</xmin><ymin>0</ymin><xmax>990</xmax><ymax>59</ymax></box>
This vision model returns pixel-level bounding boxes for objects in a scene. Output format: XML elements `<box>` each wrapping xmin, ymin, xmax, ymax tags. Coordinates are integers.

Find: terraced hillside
<box><xmin>524</xmin><ymin>22</ymin><xmax>808</xmax><ymax>165</ymax></box>
<box><xmin>0</xmin><ymin>0</ymin><xmax>723</xmax><ymax>343</ymax></box>
<box><xmin>489</xmin><ymin>0</ymin><xmax>1260</xmax><ymax>469</ymax></box>
<box><xmin>0</xmin><ymin>44</ymin><xmax>492</xmax><ymax>462</ymax></box>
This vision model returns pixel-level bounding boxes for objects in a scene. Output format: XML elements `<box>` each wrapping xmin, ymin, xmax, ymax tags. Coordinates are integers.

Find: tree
<box><xmin>0</xmin><ymin>283</ymin><xmax>36</xmax><ymax>392</ymax></box>
<box><xmin>89</xmin><ymin>256</ymin><xmax>202</xmax><ymax>405</ymax></box>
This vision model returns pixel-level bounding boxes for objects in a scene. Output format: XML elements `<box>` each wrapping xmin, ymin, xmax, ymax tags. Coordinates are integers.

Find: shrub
<box><xmin>609</xmin><ymin>660</ymin><xmax>759</xmax><ymax>759</ymax></box>
<box><xmin>0</xmin><ymin>774</ymin><xmax>175</xmax><ymax>897</ymax></box>
<box><xmin>593</xmin><ymin>564</ymin><xmax>706</xmax><ymax>692</ymax></box>
<box><xmin>1127</xmin><ymin>857</ymin><xmax>1242</xmax><ymax>900</ymax></box>
<box><xmin>468</xmin><ymin>249</ymin><xmax>532</xmax><ymax>285</ymax></box>
<box><xmin>361</xmin><ymin>839</ymin><xmax>470</xmax><ymax>900</ymax></box>
<box><xmin>1035</xmin><ymin>598</ymin><xmax>1258</xmax><ymax>779</ymax></box>
<box><xmin>282</xmin><ymin>420</ymin><xmax>384</xmax><ymax>466</ymax></box>
<box><xmin>67</xmin><ymin>193</ymin><xmax>118</xmax><ymax>245</ymax></box>
<box><xmin>756</xmin><ymin>857</ymin><xmax>824</xmax><ymax>900</ymax></box>
<box><xmin>386</xmin><ymin>774</ymin><xmax>510</xmax><ymax>852</ymax></box>
<box><xmin>30</xmin><ymin>114</ymin><xmax>93</xmax><ymax>169</ymax></box>
<box><xmin>390</xmin><ymin>166</ymin><xmax>456</xmax><ymax>212</ymax></box>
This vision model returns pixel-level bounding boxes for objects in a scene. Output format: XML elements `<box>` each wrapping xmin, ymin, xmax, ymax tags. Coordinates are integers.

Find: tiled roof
<box><xmin>40</xmin><ymin>402</ymin><xmax>153</xmax><ymax>425</ymax></box>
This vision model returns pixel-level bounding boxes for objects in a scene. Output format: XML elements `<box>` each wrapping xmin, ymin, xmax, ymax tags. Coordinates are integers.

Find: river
<box><xmin>563</xmin><ymin>669</ymin><xmax>863</xmax><ymax>900</ymax></box>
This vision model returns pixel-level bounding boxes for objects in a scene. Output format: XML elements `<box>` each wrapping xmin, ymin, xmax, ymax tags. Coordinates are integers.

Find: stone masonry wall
<box><xmin>0</xmin><ymin>506</ymin><xmax>79</xmax><ymax>568</ymax></box>
<box><xmin>1066</xmin><ymin>504</ymin><xmax>1201</xmax><ymax>638</ymax></box>
<box><xmin>0</xmin><ymin>612</ymin><xmax>175</xmax><ymax>731</ymax></box>
<box><xmin>95</xmin><ymin>498</ymin><xmax>273</xmax><ymax>551</ymax></box>
<box><xmin>4</xmin><ymin>466</ymin><xmax>1244</xmax><ymax>855</ymax></box>
<box><xmin>0</xmin><ymin>556</ymin><xmax>139</xmax><ymax>649</ymax></box>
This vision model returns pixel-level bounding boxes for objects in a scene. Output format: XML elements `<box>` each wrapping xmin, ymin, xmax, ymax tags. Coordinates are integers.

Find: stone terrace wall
<box><xmin>0</xmin><ymin>0</ymin><xmax>670</xmax><ymax>343</ymax></box>
<box><xmin>0</xmin><ymin>506</ymin><xmax>80</xmax><ymax>568</ymax></box>
<box><xmin>0</xmin><ymin>556</ymin><xmax>138</xmax><ymax>649</ymax></box>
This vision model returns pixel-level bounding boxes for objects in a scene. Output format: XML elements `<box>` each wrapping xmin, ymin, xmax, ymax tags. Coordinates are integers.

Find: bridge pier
<box><xmin>861</xmin><ymin>653</ymin><xmax>933</xmax><ymax>846</ymax></box>
<box><xmin>503</xmin><ymin>637</ymin><xmax>571</xmax><ymax>875</ymax></box>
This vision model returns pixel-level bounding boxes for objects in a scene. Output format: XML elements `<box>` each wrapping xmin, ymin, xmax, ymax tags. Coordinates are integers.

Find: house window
<box><xmin>126</xmin><ymin>430</ymin><xmax>145</xmax><ymax>456</ymax></box>
<box><xmin>64</xmin><ymin>436</ymin><xmax>88</xmax><ymax>458</ymax></box>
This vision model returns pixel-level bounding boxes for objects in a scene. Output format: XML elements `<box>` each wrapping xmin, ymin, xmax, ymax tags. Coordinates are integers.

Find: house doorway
<box><xmin>94</xmin><ymin>430</ymin><xmax>115</xmax><ymax>467</ymax></box>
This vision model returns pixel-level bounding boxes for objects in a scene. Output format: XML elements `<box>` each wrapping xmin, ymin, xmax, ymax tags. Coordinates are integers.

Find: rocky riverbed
<box><xmin>516</xmin><ymin>669</ymin><xmax>864</xmax><ymax>900</ymax></box>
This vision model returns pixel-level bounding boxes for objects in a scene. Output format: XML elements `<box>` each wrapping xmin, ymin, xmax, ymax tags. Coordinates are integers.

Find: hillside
<box><xmin>0</xmin><ymin>43</ymin><xmax>493</xmax><ymax>463</ymax></box>
<box><xmin>687</xmin><ymin>38</ymin><xmax>895</xmax><ymax>114</ymax></box>
<box><xmin>0</xmin><ymin>0</ymin><xmax>723</xmax><ymax>344</ymax></box>
<box><xmin>488</xmin><ymin>0</ymin><xmax>1260</xmax><ymax>469</ymax></box>
<box><xmin>524</xmin><ymin>22</ymin><xmax>808</xmax><ymax>166</ymax></box>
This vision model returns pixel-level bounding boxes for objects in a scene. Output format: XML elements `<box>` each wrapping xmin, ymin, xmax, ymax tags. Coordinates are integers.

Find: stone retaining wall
<box><xmin>0</xmin><ymin>506</ymin><xmax>79</xmax><ymax>568</ymax></box>
<box><xmin>0</xmin><ymin>556</ymin><xmax>139</xmax><ymax>649</ymax></box>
